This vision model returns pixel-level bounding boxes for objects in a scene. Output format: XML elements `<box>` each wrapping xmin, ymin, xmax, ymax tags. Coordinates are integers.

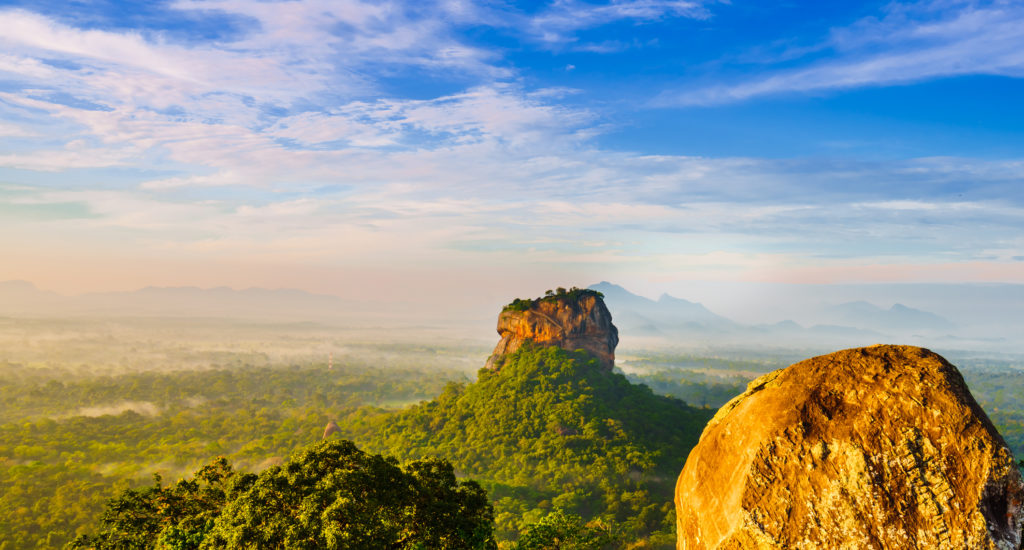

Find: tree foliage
<box><xmin>511</xmin><ymin>511</ymin><xmax>616</xmax><ymax>550</ymax></box>
<box><xmin>71</xmin><ymin>440</ymin><xmax>496</xmax><ymax>549</ymax></box>
<box><xmin>70</xmin><ymin>458</ymin><xmax>249</xmax><ymax>550</ymax></box>
<box><xmin>502</xmin><ymin>288</ymin><xmax>605</xmax><ymax>312</ymax></box>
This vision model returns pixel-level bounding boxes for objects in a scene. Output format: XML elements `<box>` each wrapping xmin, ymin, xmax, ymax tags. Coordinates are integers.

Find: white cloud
<box><xmin>0</xmin><ymin>53</ymin><xmax>59</xmax><ymax>80</ymax></box>
<box><xmin>527</xmin><ymin>0</ymin><xmax>709</xmax><ymax>46</ymax></box>
<box><xmin>0</xmin><ymin>122</ymin><xmax>35</xmax><ymax>137</ymax></box>
<box><xmin>173</xmin><ymin>0</ymin><xmax>505</xmax><ymax>77</ymax></box>
<box><xmin>0</xmin><ymin>9</ymin><xmax>308</xmax><ymax>105</ymax></box>
<box><xmin>0</xmin><ymin>147</ymin><xmax>131</xmax><ymax>171</ymax></box>
<box><xmin>268</xmin><ymin>112</ymin><xmax>398</xmax><ymax>147</ymax></box>
<box><xmin>0</xmin><ymin>2</ymin><xmax>603</xmax><ymax>181</ymax></box>
<box><xmin>660</xmin><ymin>0</ymin><xmax>1024</xmax><ymax>105</ymax></box>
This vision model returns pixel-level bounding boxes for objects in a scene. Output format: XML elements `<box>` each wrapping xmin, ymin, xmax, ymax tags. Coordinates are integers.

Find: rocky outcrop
<box><xmin>322</xmin><ymin>420</ymin><xmax>340</xmax><ymax>439</ymax></box>
<box><xmin>675</xmin><ymin>345</ymin><xmax>1024</xmax><ymax>550</ymax></box>
<box><xmin>485</xmin><ymin>290</ymin><xmax>619</xmax><ymax>371</ymax></box>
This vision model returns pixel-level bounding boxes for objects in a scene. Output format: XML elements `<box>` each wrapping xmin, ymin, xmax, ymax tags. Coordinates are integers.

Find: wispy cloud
<box><xmin>5</xmin><ymin>153</ymin><xmax>1022</xmax><ymax>260</ymax></box>
<box><xmin>2</xmin><ymin>0</ymin><xmax>1023</xmax><ymax>294</ymax></box>
<box><xmin>0</xmin><ymin>2</ymin><xmax>603</xmax><ymax>181</ymax></box>
<box><xmin>659</xmin><ymin>0</ymin><xmax>1024</xmax><ymax>105</ymax></box>
<box><xmin>0</xmin><ymin>122</ymin><xmax>36</xmax><ymax>137</ymax></box>
<box><xmin>524</xmin><ymin>0</ymin><xmax>711</xmax><ymax>46</ymax></box>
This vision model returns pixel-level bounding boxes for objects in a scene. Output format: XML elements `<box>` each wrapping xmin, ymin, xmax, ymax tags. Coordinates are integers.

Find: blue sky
<box><xmin>1</xmin><ymin>0</ymin><xmax>1023</xmax><ymax>307</ymax></box>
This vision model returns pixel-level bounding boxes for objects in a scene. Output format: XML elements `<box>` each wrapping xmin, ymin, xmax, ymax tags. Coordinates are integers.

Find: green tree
<box><xmin>205</xmin><ymin>440</ymin><xmax>494</xmax><ymax>549</ymax></box>
<box><xmin>71</xmin><ymin>441</ymin><xmax>496</xmax><ymax>550</ymax></box>
<box><xmin>70</xmin><ymin>458</ymin><xmax>253</xmax><ymax>550</ymax></box>
<box><xmin>512</xmin><ymin>511</ymin><xmax>616</xmax><ymax>550</ymax></box>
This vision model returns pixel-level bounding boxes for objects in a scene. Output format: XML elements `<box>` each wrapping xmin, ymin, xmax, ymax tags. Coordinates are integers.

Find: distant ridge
<box><xmin>0</xmin><ymin>281</ymin><xmax>376</xmax><ymax>321</ymax></box>
<box><xmin>588</xmin><ymin>281</ymin><xmax>734</xmax><ymax>330</ymax></box>
<box><xmin>824</xmin><ymin>300</ymin><xmax>954</xmax><ymax>332</ymax></box>
<box><xmin>0</xmin><ymin>280</ymin><xmax>64</xmax><ymax>312</ymax></box>
<box><xmin>584</xmin><ymin>281</ymin><xmax>970</xmax><ymax>353</ymax></box>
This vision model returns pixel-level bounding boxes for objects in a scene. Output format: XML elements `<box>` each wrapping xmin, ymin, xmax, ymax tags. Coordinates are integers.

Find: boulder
<box><xmin>676</xmin><ymin>345</ymin><xmax>1024</xmax><ymax>550</ymax></box>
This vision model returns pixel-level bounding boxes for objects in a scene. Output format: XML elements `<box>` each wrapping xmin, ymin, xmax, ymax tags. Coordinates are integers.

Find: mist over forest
<box><xmin>3</xmin><ymin>281</ymin><xmax>1024</xmax><ymax>548</ymax></box>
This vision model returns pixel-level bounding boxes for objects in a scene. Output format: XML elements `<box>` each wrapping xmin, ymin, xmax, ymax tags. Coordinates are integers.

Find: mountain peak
<box><xmin>588</xmin><ymin>282</ymin><xmax>732</xmax><ymax>333</ymax></box>
<box><xmin>587</xmin><ymin>281</ymin><xmax>630</xmax><ymax>294</ymax></box>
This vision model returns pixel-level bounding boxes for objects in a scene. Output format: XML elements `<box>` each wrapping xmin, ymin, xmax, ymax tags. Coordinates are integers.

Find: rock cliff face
<box><xmin>675</xmin><ymin>345</ymin><xmax>1024</xmax><ymax>550</ymax></box>
<box><xmin>485</xmin><ymin>290</ymin><xmax>618</xmax><ymax>371</ymax></box>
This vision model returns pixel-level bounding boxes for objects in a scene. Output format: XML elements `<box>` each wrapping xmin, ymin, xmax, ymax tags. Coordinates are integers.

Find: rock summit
<box><xmin>485</xmin><ymin>288</ymin><xmax>618</xmax><ymax>371</ymax></box>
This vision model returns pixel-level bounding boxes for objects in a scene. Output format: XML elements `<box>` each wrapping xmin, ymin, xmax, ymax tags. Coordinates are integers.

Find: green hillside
<box><xmin>339</xmin><ymin>344</ymin><xmax>715</xmax><ymax>545</ymax></box>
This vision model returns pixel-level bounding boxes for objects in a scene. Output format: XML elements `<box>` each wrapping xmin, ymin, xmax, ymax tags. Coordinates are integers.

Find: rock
<box><xmin>485</xmin><ymin>289</ymin><xmax>619</xmax><ymax>371</ymax></box>
<box><xmin>675</xmin><ymin>345</ymin><xmax>1024</xmax><ymax>550</ymax></box>
<box><xmin>322</xmin><ymin>420</ymin><xmax>340</xmax><ymax>439</ymax></box>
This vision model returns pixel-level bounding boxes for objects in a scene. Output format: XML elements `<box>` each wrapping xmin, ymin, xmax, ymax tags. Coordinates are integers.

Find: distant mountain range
<box><xmin>586</xmin><ymin>281</ymin><xmax>971</xmax><ymax>353</ymax></box>
<box><xmin>588</xmin><ymin>281</ymin><xmax>734</xmax><ymax>335</ymax></box>
<box><xmin>823</xmin><ymin>301</ymin><xmax>954</xmax><ymax>332</ymax></box>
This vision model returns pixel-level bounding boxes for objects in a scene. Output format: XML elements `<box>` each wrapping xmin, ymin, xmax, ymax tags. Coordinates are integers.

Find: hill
<box><xmin>339</xmin><ymin>344</ymin><xmax>714</xmax><ymax>545</ymax></box>
<box><xmin>332</xmin><ymin>289</ymin><xmax>713</xmax><ymax>544</ymax></box>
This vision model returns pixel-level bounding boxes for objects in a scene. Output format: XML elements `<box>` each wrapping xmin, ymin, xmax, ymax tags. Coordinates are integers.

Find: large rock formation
<box><xmin>676</xmin><ymin>345</ymin><xmax>1024</xmax><ymax>550</ymax></box>
<box><xmin>485</xmin><ymin>289</ymin><xmax>618</xmax><ymax>371</ymax></box>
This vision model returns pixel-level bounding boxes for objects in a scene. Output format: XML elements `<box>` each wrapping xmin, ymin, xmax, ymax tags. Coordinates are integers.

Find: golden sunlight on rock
<box><xmin>676</xmin><ymin>345</ymin><xmax>1024</xmax><ymax>550</ymax></box>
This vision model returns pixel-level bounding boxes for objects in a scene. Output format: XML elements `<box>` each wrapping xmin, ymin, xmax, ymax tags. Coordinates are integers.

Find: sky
<box><xmin>1</xmin><ymin>0</ymin><xmax>1024</xmax><ymax>310</ymax></box>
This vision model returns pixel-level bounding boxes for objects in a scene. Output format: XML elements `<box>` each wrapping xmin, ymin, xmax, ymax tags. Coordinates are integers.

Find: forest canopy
<box><xmin>4</xmin><ymin>319</ymin><xmax>1023</xmax><ymax>550</ymax></box>
<box><xmin>71</xmin><ymin>439</ymin><xmax>497</xmax><ymax>550</ymax></box>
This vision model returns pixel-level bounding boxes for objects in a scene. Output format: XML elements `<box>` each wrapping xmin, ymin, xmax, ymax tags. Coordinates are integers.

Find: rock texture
<box><xmin>485</xmin><ymin>291</ymin><xmax>619</xmax><ymax>371</ymax></box>
<box><xmin>676</xmin><ymin>345</ymin><xmax>1024</xmax><ymax>550</ymax></box>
